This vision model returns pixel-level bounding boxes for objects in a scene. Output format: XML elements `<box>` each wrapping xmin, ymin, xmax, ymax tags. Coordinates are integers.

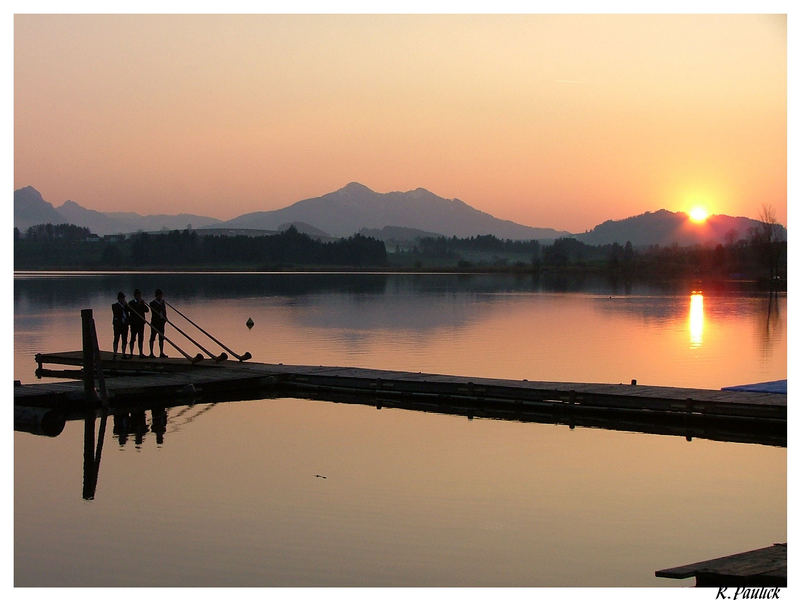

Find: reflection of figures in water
<box><xmin>84</xmin><ymin>402</ymin><xmax>218</xmax><ymax>499</ymax></box>
<box><xmin>131</xmin><ymin>409</ymin><xmax>149</xmax><ymax>447</ymax></box>
<box><xmin>113</xmin><ymin>411</ymin><xmax>130</xmax><ymax>446</ymax></box>
<box><xmin>151</xmin><ymin>407</ymin><xmax>167</xmax><ymax>445</ymax></box>
<box><xmin>112</xmin><ymin>407</ymin><xmax>169</xmax><ymax>447</ymax></box>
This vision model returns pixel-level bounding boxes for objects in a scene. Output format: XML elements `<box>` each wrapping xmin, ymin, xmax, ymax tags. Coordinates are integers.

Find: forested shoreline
<box><xmin>14</xmin><ymin>223</ymin><xmax>786</xmax><ymax>286</ymax></box>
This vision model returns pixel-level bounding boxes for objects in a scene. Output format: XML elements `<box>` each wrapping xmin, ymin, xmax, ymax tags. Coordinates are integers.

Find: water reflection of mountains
<box><xmin>16</xmin><ymin>272</ymin><xmax>783</xmax><ymax>338</ymax></box>
<box><xmin>13</xmin><ymin>270</ymin><xmax>769</xmax><ymax>307</ymax></box>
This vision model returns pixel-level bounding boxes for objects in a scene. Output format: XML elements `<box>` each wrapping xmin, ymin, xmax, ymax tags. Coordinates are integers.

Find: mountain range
<box><xmin>220</xmin><ymin>182</ymin><xmax>569</xmax><ymax>240</ymax></box>
<box><xmin>14</xmin><ymin>183</ymin><xmax>783</xmax><ymax>247</ymax></box>
<box><xmin>14</xmin><ymin>186</ymin><xmax>222</xmax><ymax>234</ymax></box>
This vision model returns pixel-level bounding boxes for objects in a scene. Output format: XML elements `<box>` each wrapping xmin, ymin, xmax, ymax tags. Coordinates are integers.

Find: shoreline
<box><xmin>12</xmin><ymin>267</ymin><xmax>783</xmax><ymax>291</ymax></box>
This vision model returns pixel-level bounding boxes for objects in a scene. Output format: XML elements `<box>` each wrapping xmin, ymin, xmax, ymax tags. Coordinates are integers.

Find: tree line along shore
<box><xmin>14</xmin><ymin>223</ymin><xmax>786</xmax><ymax>286</ymax></box>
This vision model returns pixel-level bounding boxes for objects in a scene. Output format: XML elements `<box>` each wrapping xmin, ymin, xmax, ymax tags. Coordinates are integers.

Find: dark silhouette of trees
<box><xmin>12</xmin><ymin>222</ymin><xmax>785</xmax><ymax>286</ymax></box>
<box><xmin>101</xmin><ymin>243</ymin><xmax>124</xmax><ymax>266</ymax></box>
<box><xmin>25</xmin><ymin>223</ymin><xmax>91</xmax><ymax>241</ymax></box>
<box><xmin>407</xmin><ymin>234</ymin><xmax>541</xmax><ymax>265</ymax></box>
<box><xmin>749</xmin><ymin>203</ymin><xmax>785</xmax><ymax>283</ymax></box>
<box><xmin>543</xmin><ymin>238</ymin><xmax>588</xmax><ymax>266</ymax></box>
<box><xmin>188</xmin><ymin>227</ymin><xmax>386</xmax><ymax>267</ymax></box>
<box><xmin>15</xmin><ymin>223</ymin><xmax>96</xmax><ymax>267</ymax></box>
<box><xmin>105</xmin><ymin>226</ymin><xmax>386</xmax><ymax>268</ymax></box>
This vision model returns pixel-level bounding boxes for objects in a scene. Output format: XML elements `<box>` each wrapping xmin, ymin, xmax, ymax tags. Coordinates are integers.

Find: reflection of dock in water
<box><xmin>17</xmin><ymin>348</ymin><xmax>786</xmax><ymax>447</ymax></box>
<box><xmin>15</xmin><ymin>310</ymin><xmax>786</xmax><ymax>587</ymax></box>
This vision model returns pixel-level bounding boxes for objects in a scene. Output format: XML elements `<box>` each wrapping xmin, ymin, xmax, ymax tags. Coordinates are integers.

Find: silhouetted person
<box><xmin>112</xmin><ymin>291</ymin><xmax>130</xmax><ymax>359</ymax></box>
<box><xmin>127</xmin><ymin>288</ymin><xmax>149</xmax><ymax>358</ymax></box>
<box><xmin>149</xmin><ymin>289</ymin><xmax>168</xmax><ymax>358</ymax></box>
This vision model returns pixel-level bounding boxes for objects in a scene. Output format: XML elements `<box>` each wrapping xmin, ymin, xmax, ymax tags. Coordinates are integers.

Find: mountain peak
<box><xmin>338</xmin><ymin>182</ymin><xmax>373</xmax><ymax>194</ymax></box>
<box><xmin>17</xmin><ymin>185</ymin><xmax>41</xmax><ymax>196</ymax></box>
<box><xmin>15</xmin><ymin>186</ymin><xmax>47</xmax><ymax>204</ymax></box>
<box><xmin>14</xmin><ymin>186</ymin><xmax>67</xmax><ymax>230</ymax></box>
<box><xmin>406</xmin><ymin>187</ymin><xmax>436</xmax><ymax>199</ymax></box>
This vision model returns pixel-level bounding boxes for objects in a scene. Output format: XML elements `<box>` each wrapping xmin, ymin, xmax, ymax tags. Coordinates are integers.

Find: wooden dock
<box><xmin>29</xmin><ymin>350</ymin><xmax>787</xmax><ymax>416</ymax></box>
<box><xmin>656</xmin><ymin>543</ymin><xmax>787</xmax><ymax>587</ymax></box>
<box><xmin>14</xmin><ymin>350</ymin><xmax>785</xmax><ymax>446</ymax></box>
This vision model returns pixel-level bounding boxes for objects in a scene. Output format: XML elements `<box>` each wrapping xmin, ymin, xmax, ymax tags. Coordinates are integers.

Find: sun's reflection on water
<box><xmin>689</xmin><ymin>291</ymin><xmax>704</xmax><ymax>348</ymax></box>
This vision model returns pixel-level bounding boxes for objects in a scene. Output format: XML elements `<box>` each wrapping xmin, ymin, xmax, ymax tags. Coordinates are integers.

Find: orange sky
<box><xmin>14</xmin><ymin>14</ymin><xmax>786</xmax><ymax>232</ymax></box>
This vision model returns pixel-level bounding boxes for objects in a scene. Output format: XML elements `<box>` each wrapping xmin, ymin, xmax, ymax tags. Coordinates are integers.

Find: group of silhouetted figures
<box><xmin>112</xmin><ymin>288</ymin><xmax>168</xmax><ymax>359</ymax></box>
<box><xmin>113</xmin><ymin>407</ymin><xmax>167</xmax><ymax>447</ymax></box>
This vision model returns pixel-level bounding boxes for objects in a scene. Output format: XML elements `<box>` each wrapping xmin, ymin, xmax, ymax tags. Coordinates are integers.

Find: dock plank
<box><xmin>25</xmin><ymin>351</ymin><xmax>786</xmax><ymax>423</ymax></box>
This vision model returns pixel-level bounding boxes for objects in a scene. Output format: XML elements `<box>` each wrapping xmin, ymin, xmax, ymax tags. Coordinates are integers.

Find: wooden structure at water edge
<box><xmin>15</xmin><ymin>309</ymin><xmax>786</xmax><ymax>446</ymax></box>
<box><xmin>656</xmin><ymin>543</ymin><xmax>787</xmax><ymax>587</ymax></box>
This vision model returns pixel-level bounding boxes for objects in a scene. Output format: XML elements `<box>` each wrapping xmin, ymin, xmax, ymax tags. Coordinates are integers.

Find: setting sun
<box><xmin>689</xmin><ymin>206</ymin><xmax>709</xmax><ymax>223</ymax></box>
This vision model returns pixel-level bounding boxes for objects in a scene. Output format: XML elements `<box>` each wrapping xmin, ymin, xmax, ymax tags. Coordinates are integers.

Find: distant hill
<box><xmin>14</xmin><ymin>187</ymin><xmax>221</xmax><ymax>234</ymax></box>
<box><xmin>276</xmin><ymin>221</ymin><xmax>334</xmax><ymax>240</ymax></box>
<box><xmin>358</xmin><ymin>225</ymin><xmax>444</xmax><ymax>243</ymax></box>
<box><xmin>216</xmin><ymin>182</ymin><xmax>570</xmax><ymax>240</ymax></box>
<box><xmin>191</xmin><ymin>228</ymin><xmax>277</xmax><ymax>238</ymax></box>
<box><xmin>56</xmin><ymin>200</ymin><xmax>127</xmax><ymax>235</ymax></box>
<box><xmin>14</xmin><ymin>187</ymin><xmax>67</xmax><ymax>231</ymax></box>
<box><xmin>575</xmin><ymin>209</ymin><xmax>785</xmax><ymax>247</ymax></box>
<box><xmin>101</xmin><ymin>210</ymin><xmax>221</xmax><ymax>234</ymax></box>
<box><xmin>148</xmin><ymin>221</ymin><xmax>332</xmax><ymax>240</ymax></box>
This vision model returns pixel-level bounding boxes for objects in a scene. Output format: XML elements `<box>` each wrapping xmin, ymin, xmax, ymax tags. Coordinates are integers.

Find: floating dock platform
<box><xmin>14</xmin><ymin>350</ymin><xmax>786</xmax><ymax>446</ymax></box>
<box><xmin>656</xmin><ymin>543</ymin><xmax>787</xmax><ymax>587</ymax></box>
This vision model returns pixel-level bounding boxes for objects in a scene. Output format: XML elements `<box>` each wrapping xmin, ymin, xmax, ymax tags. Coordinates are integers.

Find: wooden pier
<box><xmin>15</xmin><ymin>349</ymin><xmax>786</xmax><ymax>446</ymax></box>
<box><xmin>14</xmin><ymin>311</ymin><xmax>787</xmax><ymax>581</ymax></box>
<box><xmin>656</xmin><ymin>543</ymin><xmax>787</xmax><ymax>587</ymax></box>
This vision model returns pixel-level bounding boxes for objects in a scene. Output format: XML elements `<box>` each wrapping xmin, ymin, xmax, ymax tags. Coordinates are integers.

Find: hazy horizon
<box><xmin>14</xmin><ymin>14</ymin><xmax>786</xmax><ymax>231</ymax></box>
<box><xmin>15</xmin><ymin>180</ymin><xmax>785</xmax><ymax>234</ymax></box>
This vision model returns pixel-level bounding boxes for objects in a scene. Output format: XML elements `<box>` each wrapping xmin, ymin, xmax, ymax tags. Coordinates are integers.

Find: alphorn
<box><xmin>126</xmin><ymin>305</ymin><xmax>203</xmax><ymax>363</ymax></box>
<box><xmin>165</xmin><ymin>301</ymin><xmax>251</xmax><ymax>362</ymax></box>
<box><xmin>149</xmin><ymin>305</ymin><xmax>227</xmax><ymax>362</ymax></box>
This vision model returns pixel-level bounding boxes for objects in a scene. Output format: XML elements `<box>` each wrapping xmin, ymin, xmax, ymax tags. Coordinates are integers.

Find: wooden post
<box><xmin>81</xmin><ymin>307</ymin><xmax>109</xmax><ymax>499</ymax></box>
<box><xmin>90</xmin><ymin>318</ymin><xmax>108</xmax><ymax>407</ymax></box>
<box><xmin>81</xmin><ymin>309</ymin><xmax>100</xmax><ymax>498</ymax></box>
<box><xmin>81</xmin><ymin>309</ymin><xmax>95</xmax><ymax>405</ymax></box>
<box><xmin>80</xmin><ymin>308</ymin><xmax>109</xmax><ymax>408</ymax></box>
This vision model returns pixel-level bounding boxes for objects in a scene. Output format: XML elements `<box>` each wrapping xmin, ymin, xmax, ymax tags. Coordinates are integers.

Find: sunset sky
<box><xmin>14</xmin><ymin>13</ymin><xmax>786</xmax><ymax>232</ymax></box>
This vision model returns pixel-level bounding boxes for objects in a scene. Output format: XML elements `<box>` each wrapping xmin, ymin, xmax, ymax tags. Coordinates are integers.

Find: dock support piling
<box><xmin>81</xmin><ymin>309</ymin><xmax>109</xmax><ymax>407</ymax></box>
<box><xmin>81</xmin><ymin>309</ymin><xmax>95</xmax><ymax>405</ymax></box>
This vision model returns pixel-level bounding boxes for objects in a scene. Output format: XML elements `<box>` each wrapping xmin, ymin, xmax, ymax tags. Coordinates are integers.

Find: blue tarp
<box><xmin>721</xmin><ymin>380</ymin><xmax>787</xmax><ymax>394</ymax></box>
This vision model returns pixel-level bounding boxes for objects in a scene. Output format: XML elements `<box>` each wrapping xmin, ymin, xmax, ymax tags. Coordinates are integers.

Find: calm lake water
<box><xmin>14</xmin><ymin>272</ymin><xmax>786</xmax><ymax>586</ymax></box>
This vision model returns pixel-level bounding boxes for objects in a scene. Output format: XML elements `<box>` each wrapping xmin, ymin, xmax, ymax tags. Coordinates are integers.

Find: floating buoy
<box><xmin>246</xmin><ymin>317</ymin><xmax>254</xmax><ymax>329</ymax></box>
